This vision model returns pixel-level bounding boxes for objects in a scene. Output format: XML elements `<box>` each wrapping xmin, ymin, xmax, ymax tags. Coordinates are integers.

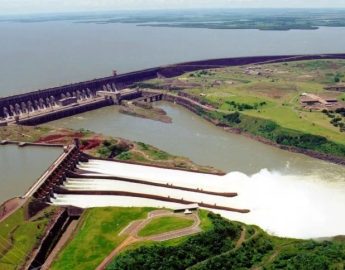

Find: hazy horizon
<box><xmin>1</xmin><ymin>7</ymin><xmax>345</xmax><ymax>17</ymax></box>
<box><xmin>1</xmin><ymin>0</ymin><xmax>345</xmax><ymax>15</ymax></box>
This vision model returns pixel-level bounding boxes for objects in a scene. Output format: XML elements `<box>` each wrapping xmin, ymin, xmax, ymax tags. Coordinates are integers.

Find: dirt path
<box><xmin>0</xmin><ymin>198</ymin><xmax>25</xmax><ymax>223</ymax></box>
<box><xmin>251</xmin><ymin>240</ymin><xmax>301</xmax><ymax>270</ymax></box>
<box><xmin>235</xmin><ymin>227</ymin><xmax>246</xmax><ymax>249</ymax></box>
<box><xmin>96</xmin><ymin>210</ymin><xmax>201</xmax><ymax>270</ymax></box>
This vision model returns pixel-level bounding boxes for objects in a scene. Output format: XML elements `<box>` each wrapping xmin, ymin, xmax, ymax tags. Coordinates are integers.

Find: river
<box><xmin>48</xmin><ymin>102</ymin><xmax>345</xmax><ymax>238</ymax></box>
<box><xmin>50</xmin><ymin>102</ymin><xmax>345</xmax><ymax>177</ymax></box>
<box><xmin>0</xmin><ymin>145</ymin><xmax>62</xmax><ymax>204</ymax></box>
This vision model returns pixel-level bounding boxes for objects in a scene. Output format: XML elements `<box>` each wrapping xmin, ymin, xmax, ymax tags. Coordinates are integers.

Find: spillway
<box><xmin>51</xmin><ymin>159</ymin><xmax>345</xmax><ymax>239</ymax></box>
<box><xmin>62</xmin><ymin>178</ymin><xmax>238</xmax><ymax>206</ymax></box>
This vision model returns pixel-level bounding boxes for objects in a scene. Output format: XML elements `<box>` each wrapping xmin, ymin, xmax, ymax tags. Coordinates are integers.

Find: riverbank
<box><xmin>159</xmin><ymin>91</ymin><xmax>345</xmax><ymax>166</ymax></box>
<box><xmin>0</xmin><ymin>125</ymin><xmax>222</xmax><ymax>174</ymax></box>
<box><xmin>119</xmin><ymin>102</ymin><xmax>172</xmax><ymax>123</ymax></box>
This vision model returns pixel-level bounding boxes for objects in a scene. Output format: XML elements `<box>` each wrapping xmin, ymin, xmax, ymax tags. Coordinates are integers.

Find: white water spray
<box><xmin>51</xmin><ymin>160</ymin><xmax>345</xmax><ymax>239</ymax></box>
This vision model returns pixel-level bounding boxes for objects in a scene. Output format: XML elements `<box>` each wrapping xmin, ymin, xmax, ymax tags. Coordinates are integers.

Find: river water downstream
<box><xmin>50</xmin><ymin>102</ymin><xmax>345</xmax><ymax>177</ymax></box>
<box><xmin>49</xmin><ymin>102</ymin><xmax>345</xmax><ymax>238</ymax></box>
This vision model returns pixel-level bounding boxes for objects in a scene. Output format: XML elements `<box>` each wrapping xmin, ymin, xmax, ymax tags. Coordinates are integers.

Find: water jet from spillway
<box><xmin>51</xmin><ymin>160</ymin><xmax>345</xmax><ymax>239</ymax></box>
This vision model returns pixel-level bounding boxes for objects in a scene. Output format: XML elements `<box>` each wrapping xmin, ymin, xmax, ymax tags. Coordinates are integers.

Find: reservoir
<box><xmin>1</xmin><ymin>22</ymin><xmax>345</xmax><ymax>96</ymax></box>
<box><xmin>0</xmin><ymin>145</ymin><xmax>62</xmax><ymax>204</ymax></box>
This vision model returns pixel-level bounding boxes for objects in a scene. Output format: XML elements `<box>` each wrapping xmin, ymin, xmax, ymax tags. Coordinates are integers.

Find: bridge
<box><xmin>2</xmin><ymin>53</ymin><xmax>345</xmax><ymax>125</ymax></box>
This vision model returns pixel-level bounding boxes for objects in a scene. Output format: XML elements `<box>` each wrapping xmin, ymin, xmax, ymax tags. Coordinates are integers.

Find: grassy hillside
<box><xmin>0</xmin><ymin>204</ymin><xmax>57</xmax><ymax>270</ymax></box>
<box><xmin>51</xmin><ymin>207</ymin><xmax>154</xmax><ymax>270</ymax></box>
<box><xmin>48</xmin><ymin>207</ymin><xmax>344</xmax><ymax>270</ymax></box>
<box><xmin>138</xmin><ymin>216</ymin><xmax>194</xmax><ymax>237</ymax></box>
<box><xmin>144</xmin><ymin>59</ymin><xmax>345</xmax><ymax>158</ymax></box>
<box><xmin>51</xmin><ymin>208</ymin><xmax>214</xmax><ymax>270</ymax></box>
<box><xmin>107</xmin><ymin>212</ymin><xmax>345</xmax><ymax>270</ymax></box>
<box><xmin>204</xmin><ymin>110</ymin><xmax>345</xmax><ymax>158</ymax></box>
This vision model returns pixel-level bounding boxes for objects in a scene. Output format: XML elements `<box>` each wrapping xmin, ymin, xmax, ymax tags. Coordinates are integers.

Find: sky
<box><xmin>1</xmin><ymin>0</ymin><xmax>345</xmax><ymax>15</ymax></box>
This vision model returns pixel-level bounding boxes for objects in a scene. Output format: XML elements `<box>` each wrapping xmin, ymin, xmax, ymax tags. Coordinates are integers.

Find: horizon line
<box><xmin>2</xmin><ymin>7</ymin><xmax>345</xmax><ymax>17</ymax></box>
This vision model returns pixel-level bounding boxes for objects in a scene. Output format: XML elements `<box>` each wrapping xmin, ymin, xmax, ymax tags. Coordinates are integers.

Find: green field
<box><xmin>144</xmin><ymin>59</ymin><xmax>345</xmax><ymax>157</ymax></box>
<box><xmin>186</xmin><ymin>60</ymin><xmax>345</xmax><ymax>142</ymax></box>
<box><xmin>51</xmin><ymin>208</ymin><xmax>211</xmax><ymax>270</ymax></box>
<box><xmin>0</xmin><ymin>204</ymin><xmax>57</xmax><ymax>270</ymax></box>
<box><xmin>138</xmin><ymin>216</ymin><xmax>194</xmax><ymax>237</ymax></box>
<box><xmin>51</xmin><ymin>207</ymin><xmax>154</xmax><ymax>270</ymax></box>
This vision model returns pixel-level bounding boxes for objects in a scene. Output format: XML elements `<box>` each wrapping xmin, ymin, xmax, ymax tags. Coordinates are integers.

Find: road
<box><xmin>96</xmin><ymin>210</ymin><xmax>201</xmax><ymax>270</ymax></box>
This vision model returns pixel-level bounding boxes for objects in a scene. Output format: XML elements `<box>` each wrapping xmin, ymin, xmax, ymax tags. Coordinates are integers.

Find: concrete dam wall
<box><xmin>1</xmin><ymin>53</ymin><xmax>345</xmax><ymax>119</ymax></box>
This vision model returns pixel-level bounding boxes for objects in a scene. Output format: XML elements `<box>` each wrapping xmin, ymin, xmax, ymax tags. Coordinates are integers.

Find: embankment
<box><xmin>162</xmin><ymin>93</ymin><xmax>345</xmax><ymax>166</ymax></box>
<box><xmin>26</xmin><ymin>207</ymin><xmax>83</xmax><ymax>270</ymax></box>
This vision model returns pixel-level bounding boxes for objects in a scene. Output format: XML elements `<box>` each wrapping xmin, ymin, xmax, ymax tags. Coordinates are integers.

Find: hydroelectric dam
<box><xmin>2</xmin><ymin>53</ymin><xmax>345</xmax><ymax>125</ymax></box>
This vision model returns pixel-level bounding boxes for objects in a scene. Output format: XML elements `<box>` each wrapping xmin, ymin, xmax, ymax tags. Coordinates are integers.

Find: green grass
<box><xmin>244</xmin><ymin>104</ymin><xmax>345</xmax><ymax>144</ymax></box>
<box><xmin>0</xmin><ymin>205</ymin><xmax>56</xmax><ymax>270</ymax></box>
<box><xmin>122</xmin><ymin>210</ymin><xmax>213</xmax><ymax>252</ymax></box>
<box><xmin>138</xmin><ymin>216</ymin><xmax>194</xmax><ymax>237</ymax></box>
<box><xmin>340</xmin><ymin>93</ymin><xmax>345</xmax><ymax>102</ymax></box>
<box><xmin>51</xmin><ymin>207</ymin><xmax>153</xmax><ymax>270</ymax></box>
<box><xmin>164</xmin><ymin>59</ymin><xmax>345</xmax><ymax>155</ymax></box>
<box><xmin>53</xmin><ymin>208</ymin><xmax>212</xmax><ymax>269</ymax></box>
<box><xmin>198</xmin><ymin>209</ymin><xmax>214</xmax><ymax>231</ymax></box>
<box><xmin>0</xmin><ymin>125</ymin><xmax>53</xmax><ymax>142</ymax></box>
<box><xmin>137</xmin><ymin>142</ymin><xmax>171</xmax><ymax>160</ymax></box>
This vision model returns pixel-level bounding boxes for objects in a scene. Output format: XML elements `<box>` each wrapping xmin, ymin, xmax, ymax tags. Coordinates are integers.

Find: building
<box><xmin>325</xmin><ymin>84</ymin><xmax>345</xmax><ymax>92</ymax></box>
<box><xmin>173</xmin><ymin>203</ymin><xmax>199</xmax><ymax>213</ymax></box>
<box><xmin>300</xmin><ymin>93</ymin><xmax>340</xmax><ymax>110</ymax></box>
<box><xmin>300</xmin><ymin>96</ymin><xmax>320</xmax><ymax>106</ymax></box>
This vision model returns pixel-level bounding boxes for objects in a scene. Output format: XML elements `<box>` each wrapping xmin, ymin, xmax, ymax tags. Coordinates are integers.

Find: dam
<box><xmin>21</xmin><ymin>141</ymin><xmax>248</xmax><ymax>215</ymax></box>
<box><xmin>1</xmin><ymin>54</ymin><xmax>345</xmax><ymax>239</ymax></box>
<box><xmin>2</xmin><ymin>53</ymin><xmax>345</xmax><ymax>125</ymax></box>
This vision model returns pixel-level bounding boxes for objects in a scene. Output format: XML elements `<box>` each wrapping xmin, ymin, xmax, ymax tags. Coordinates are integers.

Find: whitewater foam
<box><xmin>52</xmin><ymin>160</ymin><xmax>345</xmax><ymax>239</ymax></box>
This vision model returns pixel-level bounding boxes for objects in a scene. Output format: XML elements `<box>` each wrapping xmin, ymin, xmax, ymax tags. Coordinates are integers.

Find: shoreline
<box><xmin>119</xmin><ymin>103</ymin><xmax>172</xmax><ymax>124</ymax></box>
<box><xmin>160</xmin><ymin>93</ymin><xmax>345</xmax><ymax>167</ymax></box>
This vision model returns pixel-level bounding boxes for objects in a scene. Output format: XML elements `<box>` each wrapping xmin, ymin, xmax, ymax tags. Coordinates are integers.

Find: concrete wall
<box><xmin>18</xmin><ymin>99</ymin><xmax>112</xmax><ymax>126</ymax></box>
<box><xmin>2</xmin><ymin>54</ymin><xmax>345</xmax><ymax>119</ymax></box>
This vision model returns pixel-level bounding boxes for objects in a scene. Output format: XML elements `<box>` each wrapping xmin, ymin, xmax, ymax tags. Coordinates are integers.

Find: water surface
<box><xmin>0</xmin><ymin>145</ymin><xmax>62</xmax><ymax>204</ymax></box>
<box><xmin>50</xmin><ymin>102</ymin><xmax>345</xmax><ymax>178</ymax></box>
<box><xmin>1</xmin><ymin>22</ymin><xmax>345</xmax><ymax>96</ymax></box>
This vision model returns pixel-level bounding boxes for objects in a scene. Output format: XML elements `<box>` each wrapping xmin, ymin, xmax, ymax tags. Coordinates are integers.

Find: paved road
<box><xmin>96</xmin><ymin>210</ymin><xmax>201</xmax><ymax>270</ymax></box>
